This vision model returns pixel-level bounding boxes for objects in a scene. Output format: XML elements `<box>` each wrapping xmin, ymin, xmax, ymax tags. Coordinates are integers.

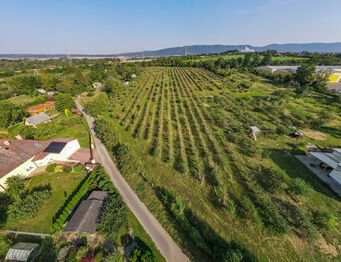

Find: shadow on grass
<box><xmin>267</xmin><ymin>147</ymin><xmax>340</xmax><ymax>201</ymax></box>
<box><xmin>153</xmin><ymin>186</ymin><xmax>257</xmax><ymax>262</ymax></box>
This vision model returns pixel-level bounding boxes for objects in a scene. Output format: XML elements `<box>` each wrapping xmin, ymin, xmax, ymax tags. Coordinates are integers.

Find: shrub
<box><xmin>7</xmin><ymin>188</ymin><xmax>51</xmax><ymax>224</ymax></box>
<box><xmin>313</xmin><ymin>211</ymin><xmax>336</xmax><ymax>230</ymax></box>
<box><xmin>97</xmin><ymin>194</ymin><xmax>128</xmax><ymax>242</ymax></box>
<box><xmin>74</xmin><ymin>164</ymin><xmax>86</xmax><ymax>173</ymax></box>
<box><xmin>54</xmin><ymin>165</ymin><xmax>63</xmax><ymax>172</ymax></box>
<box><xmin>295</xmin><ymin>142</ymin><xmax>307</xmax><ymax>155</ymax></box>
<box><xmin>63</xmin><ymin>165</ymin><xmax>72</xmax><ymax>173</ymax></box>
<box><xmin>292</xmin><ymin>207</ymin><xmax>318</xmax><ymax>240</ymax></box>
<box><xmin>289</xmin><ymin>178</ymin><xmax>312</xmax><ymax>196</ymax></box>
<box><xmin>46</xmin><ymin>164</ymin><xmax>55</xmax><ymax>173</ymax></box>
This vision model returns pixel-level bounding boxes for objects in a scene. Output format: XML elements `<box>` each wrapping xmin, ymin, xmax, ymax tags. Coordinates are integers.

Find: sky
<box><xmin>0</xmin><ymin>0</ymin><xmax>341</xmax><ymax>54</ymax></box>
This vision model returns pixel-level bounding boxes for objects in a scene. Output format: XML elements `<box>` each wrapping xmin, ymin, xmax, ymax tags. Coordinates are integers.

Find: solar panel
<box><xmin>43</xmin><ymin>142</ymin><xmax>67</xmax><ymax>153</ymax></box>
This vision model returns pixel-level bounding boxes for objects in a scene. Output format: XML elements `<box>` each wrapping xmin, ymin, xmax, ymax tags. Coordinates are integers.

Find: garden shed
<box><xmin>5</xmin><ymin>242</ymin><xmax>41</xmax><ymax>262</ymax></box>
<box><xmin>250</xmin><ymin>126</ymin><xmax>261</xmax><ymax>140</ymax></box>
<box><xmin>63</xmin><ymin>191</ymin><xmax>108</xmax><ymax>234</ymax></box>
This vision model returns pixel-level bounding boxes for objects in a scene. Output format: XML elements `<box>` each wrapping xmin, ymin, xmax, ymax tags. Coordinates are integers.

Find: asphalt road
<box><xmin>76</xmin><ymin>101</ymin><xmax>189</xmax><ymax>262</ymax></box>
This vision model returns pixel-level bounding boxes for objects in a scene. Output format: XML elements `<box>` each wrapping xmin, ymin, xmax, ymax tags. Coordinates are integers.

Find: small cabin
<box><xmin>250</xmin><ymin>126</ymin><xmax>261</xmax><ymax>140</ymax></box>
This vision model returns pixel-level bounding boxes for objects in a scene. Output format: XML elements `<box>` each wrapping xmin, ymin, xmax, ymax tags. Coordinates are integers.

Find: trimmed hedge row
<box><xmin>50</xmin><ymin>169</ymin><xmax>97</xmax><ymax>233</ymax></box>
<box><xmin>50</xmin><ymin>165</ymin><xmax>117</xmax><ymax>233</ymax></box>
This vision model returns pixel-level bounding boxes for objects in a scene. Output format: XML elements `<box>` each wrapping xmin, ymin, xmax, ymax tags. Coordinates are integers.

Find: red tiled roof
<box><xmin>27</xmin><ymin>104</ymin><xmax>46</xmax><ymax>111</ymax></box>
<box><xmin>0</xmin><ymin>138</ymin><xmax>77</xmax><ymax>178</ymax></box>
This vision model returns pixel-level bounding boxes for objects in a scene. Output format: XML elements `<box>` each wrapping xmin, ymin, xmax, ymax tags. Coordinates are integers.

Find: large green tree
<box><xmin>54</xmin><ymin>93</ymin><xmax>76</xmax><ymax>112</ymax></box>
<box><xmin>0</xmin><ymin>101</ymin><xmax>27</xmax><ymax>128</ymax></box>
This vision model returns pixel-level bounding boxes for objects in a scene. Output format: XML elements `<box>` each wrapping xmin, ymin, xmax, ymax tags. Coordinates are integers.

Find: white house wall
<box><xmin>48</xmin><ymin>140</ymin><xmax>80</xmax><ymax>162</ymax></box>
<box><xmin>0</xmin><ymin>157</ymin><xmax>37</xmax><ymax>192</ymax></box>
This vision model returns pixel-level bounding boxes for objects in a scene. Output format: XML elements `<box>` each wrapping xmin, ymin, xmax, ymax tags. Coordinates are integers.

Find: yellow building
<box><xmin>257</xmin><ymin>66</ymin><xmax>341</xmax><ymax>84</ymax></box>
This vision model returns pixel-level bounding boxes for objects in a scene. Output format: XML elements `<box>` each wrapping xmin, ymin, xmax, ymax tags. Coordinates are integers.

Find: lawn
<box><xmin>4</xmin><ymin>171</ymin><xmax>86</xmax><ymax>233</ymax></box>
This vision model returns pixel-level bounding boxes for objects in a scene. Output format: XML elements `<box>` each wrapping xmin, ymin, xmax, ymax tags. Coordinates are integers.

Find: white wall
<box><xmin>0</xmin><ymin>157</ymin><xmax>37</xmax><ymax>192</ymax></box>
<box><xmin>48</xmin><ymin>140</ymin><xmax>80</xmax><ymax>161</ymax></box>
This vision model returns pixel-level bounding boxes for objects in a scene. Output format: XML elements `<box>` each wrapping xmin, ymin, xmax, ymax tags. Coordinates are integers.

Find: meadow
<box><xmin>83</xmin><ymin>66</ymin><xmax>341</xmax><ymax>261</ymax></box>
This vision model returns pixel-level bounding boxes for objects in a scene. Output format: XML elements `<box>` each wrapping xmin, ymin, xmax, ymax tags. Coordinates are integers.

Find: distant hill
<box><xmin>116</xmin><ymin>43</ymin><xmax>341</xmax><ymax>57</ymax></box>
<box><xmin>1</xmin><ymin>42</ymin><xmax>341</xmax><ymax>59</ymax></box>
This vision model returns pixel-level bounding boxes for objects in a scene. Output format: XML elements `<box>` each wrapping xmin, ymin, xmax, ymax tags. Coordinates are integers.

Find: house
<box><xmin>0</xmin><ymin>138</ymin><xmax>81</xmax><ymax>191</ymax></box>
<box><xmin>64</xmin><ymin>191</ymin><xmax>108</xmax><ymax>234</ymax></box>
<box><xmin>131</xmin><ymin>74</ymin><xmax>136</xmax><ymax>78</ymax></box>
<box><xmin>5</xmin><ymin>242</ymin><xmax>42</xmax><ymax>262</ymax></box>
<box><xmin>26</xmin><ymin>101</ymin><xmax>55</xmax><ymax>115</ymax></box>
<box><xmin>310</xmin><ymin>148</ymin><xmax>341</xmax><ymax>185</ymax></box>
<box><xmin>25</xmin><ymin>112</ymin><xmax>51</xmax><ymax>128</ymax></box>
<box><xmin>92</xmin><ymin>82</ymin><xmax>103</xmax><ymax>88</ymax></box>
<box><xmin>124</xmin><ymin>81</ymin><xmax>129</xmax><ymax>86</ymax></box>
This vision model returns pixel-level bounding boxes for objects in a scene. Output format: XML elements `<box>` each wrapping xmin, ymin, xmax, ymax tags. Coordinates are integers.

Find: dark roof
<box><xmin>88</xmin><ymin>191</ymin><xmax>109</xmax><ymax>201</ymax></box>
<box><xmin>43</xmin><ymin>142</ymin><xmax>67</xmax><ymax>153</ymax></box>
<box><xmin>64</xmin><ymin>191</ymin><xmax>108</xmax><ymax>234</ymax></box>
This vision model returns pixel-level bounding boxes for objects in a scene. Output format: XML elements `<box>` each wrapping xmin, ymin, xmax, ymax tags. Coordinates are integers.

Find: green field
<box><xmin>4</xmin><ymin>171</ymin><xmax>86</xmax><ymax>233</ymax></box>
<box><xmin>84</xmin><ymin>67</ymin><xmax>341</xmax><ymax>261</ymax></box>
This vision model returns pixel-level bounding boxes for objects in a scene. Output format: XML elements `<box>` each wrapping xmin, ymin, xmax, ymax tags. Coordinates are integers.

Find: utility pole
<box><xmin>65</xmin><ymin>48</ymin><xmax>72</xmax><ymax>65</ymax></box>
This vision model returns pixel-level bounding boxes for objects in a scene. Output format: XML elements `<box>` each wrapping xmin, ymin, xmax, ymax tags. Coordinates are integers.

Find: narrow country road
<box><xmin>76</xmin><ymin>100</ymin><xmax>189</xmax><ymax>262</ymax></box>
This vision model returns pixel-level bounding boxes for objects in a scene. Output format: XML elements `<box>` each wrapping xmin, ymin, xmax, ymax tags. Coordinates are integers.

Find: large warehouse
<box><xmin>257</xmin><ymin>65</ymin><xmax>341</xmax><ymax>83</ymax></box>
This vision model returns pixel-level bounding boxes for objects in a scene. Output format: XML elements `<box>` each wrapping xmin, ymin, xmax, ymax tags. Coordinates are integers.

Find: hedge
<box><xmin>50</xmin><ymin>165</ymin><xmax>118</xmax><ymax>233</ymax></box>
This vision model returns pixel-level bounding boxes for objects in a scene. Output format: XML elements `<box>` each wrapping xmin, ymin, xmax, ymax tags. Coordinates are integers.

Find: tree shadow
<box><xmin>153</xmin><ymin>186</ymin><xmax>257</xmax><ymax>262</ymax></box>
<box><xmin>267</xmin><ymin>147</ymin><xmax>340</xmax><ymax>201</ymax></box>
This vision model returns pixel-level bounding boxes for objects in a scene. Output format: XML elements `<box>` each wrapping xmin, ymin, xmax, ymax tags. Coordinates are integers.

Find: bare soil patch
<box><xmin>302</xmin><ymin>129</ymin><xmax>326</xmax><ymax>140</ymax></box>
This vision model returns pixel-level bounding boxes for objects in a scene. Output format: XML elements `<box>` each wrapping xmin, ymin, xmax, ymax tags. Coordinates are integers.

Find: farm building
<box><xmin>5</xmin><ymin>242</ymin><xmax>41</xmax><ymax>262</ymax></box>
<box><xmin>26</xmin><ymin>101</ymin><xmax>55</xmax><ymax>115</ymax></box>
<box><xmin>64</xmin><ymin>191</ymin><xmax>108</xmax><ymax>234</ymax></box>
<box><xmin>257</xmin><ymin>66</ymin><xmax>341</xmax><ymax>83</ymax></box>
<box><xmin>310</xmin><ymin>148</ymin><xmax>341</xmax><ymax>185</ymax></box>
<box><xmin>24</xmin><ymin>112</ymin><xmax>51</xmax><ymax>128</ymax></box>
<box><xmin>0</xmin><ymin>138</ymin><xmax>82</xmax><ymax>191</ymax></box>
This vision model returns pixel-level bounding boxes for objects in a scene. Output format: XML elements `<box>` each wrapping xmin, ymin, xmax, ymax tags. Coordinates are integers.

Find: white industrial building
<box><xmin>257</xmin><ymin>66</ymin><xmax>341</xmax><ymax>83</ymax></box>
<box><xmin>310</xmin><ymin>148</ymin><xmax>341</xmax><ymax>185</ymax></box>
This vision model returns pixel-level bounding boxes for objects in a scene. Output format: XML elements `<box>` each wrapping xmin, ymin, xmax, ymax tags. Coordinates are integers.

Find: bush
<box><xmin>97</xmin><ymin>195</ymin><xmax>128</xmax><ymax>242</ymax></box>
<box><xmin>292</xmin><ymin>207</ymin><xmax>318</xmax><ymax>240</ymax></box>
<box><xmin>7</xmin><ymin>188</ymin><xmax>51</xmax><ymax>224</ymax></box>
<box><xmin>63</xmin><ymin>165</ymin><xmax>72</xmax><ymax>173</ymax></box>
<box><xmin>46</xmin><ymin>164</ymin><xmax>55</xmax><ymax>172</ymax></box>
<box><xmin>289</xmin><ymin>178</ymin><xmax>312</xmax><ymax>196</ymax></box>
<box><xmin>313</xmin><ymin>211</ymin><xmax>336</xmax><ymax>230</ymax></box>
<box><xmin>74</xmin><ymin>164</ymin><xmax>86</xmax><ymax>173</ymax></box>
<box><xmin>54</xmin><ymin>165</ymin><xmax>63</xmax><ymax>172</ymax></box>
